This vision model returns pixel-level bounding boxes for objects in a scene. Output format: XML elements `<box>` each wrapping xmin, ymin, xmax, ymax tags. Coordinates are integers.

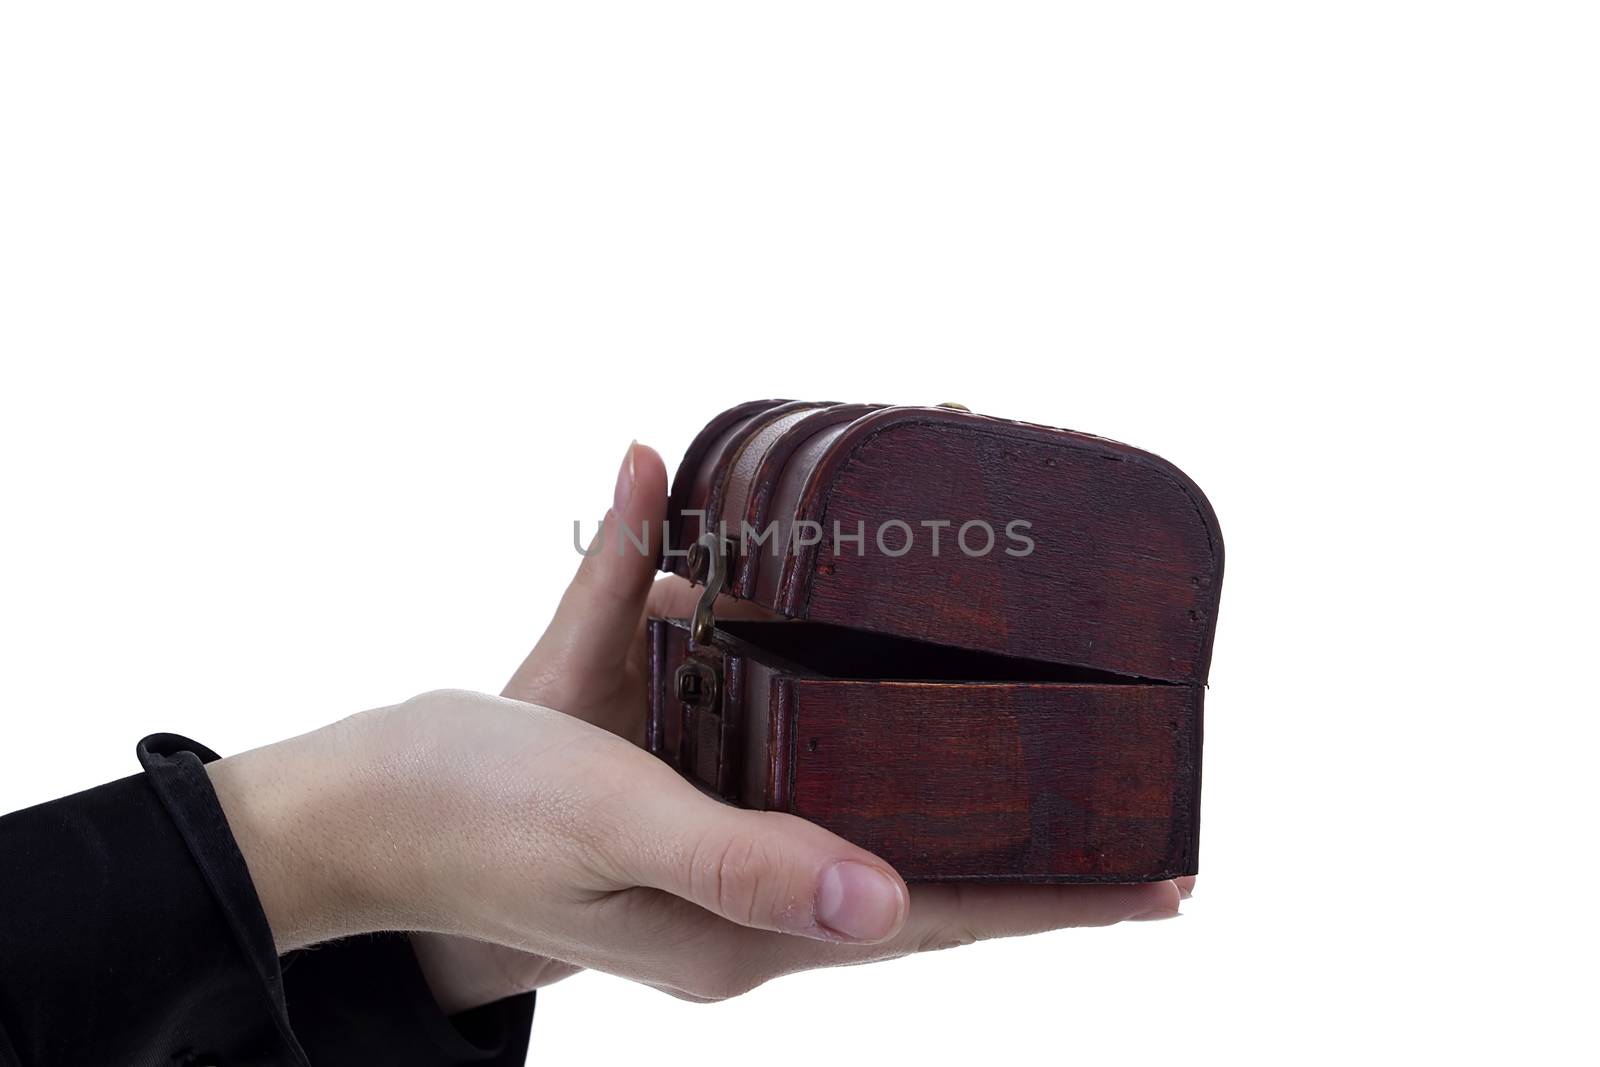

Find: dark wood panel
<box><xmin>782</xmin><ymin>678</ymin><xmax>1200</xmax><ymax>882</ymax></box>
<box><xmin>653</xmin><ymin>400</ymin><xmax>1219</xmax><ymax>884</ymax></box>
<box><xmin>647</xmin><ymin>619</ymin><xmax>1200</xmax><ymax>882</ymax></box>
<box><xmin>663</xmin><ymin>399</ymin><xmax>790</xmax><ymax>579</ymax></box>
<box><xmin>778</xmin><ymin>410</ymin><xmax>1223</xmax><ymax>684</ymax></box>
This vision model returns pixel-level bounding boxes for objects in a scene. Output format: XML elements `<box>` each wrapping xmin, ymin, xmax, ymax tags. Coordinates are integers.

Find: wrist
<box><xmin>207</xmin><ymin>719</ymin><xmax>388</xmax><ymax>952</ymax></box>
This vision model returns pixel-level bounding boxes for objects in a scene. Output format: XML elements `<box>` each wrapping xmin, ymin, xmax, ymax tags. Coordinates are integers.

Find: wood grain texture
<box><xmin>646</xmin><ymin>619</ymin><xmax>1202</xmax><ymax>882</ymax></box>
<box><xmin>664</xmin><ymin>402</ymin><xmax>1223</xmax><ymax>684</ymax></box>
<box><xmin>781</xmin><ymin>678</ymin><xmax>1199</xmax><ymax>881</ymax></box>
<box><xmin>648</xmin><ymin>400</ymin><xmax>1222</xmax><ymax>883</ymax></box>
<box><xmin>782</xmin><ymin>412</ymin><xmax>1221</xmax><ymax>684</ymax></box>
<box><xmin>728</xmin><ymin>403</ymin><xmax>880</xmax><ymax>601</ymax></box>
<box><xmin>663</xmin><ymin>398</ymin><xmax>793</xmax><ymax>578</ymax></box>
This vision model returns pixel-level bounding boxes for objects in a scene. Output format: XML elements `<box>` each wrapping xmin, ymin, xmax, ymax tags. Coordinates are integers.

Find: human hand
<box><xmin>208</xmin><ymin>443</ymin><xmax>1186</xmax><ymax>1014</ymax></box>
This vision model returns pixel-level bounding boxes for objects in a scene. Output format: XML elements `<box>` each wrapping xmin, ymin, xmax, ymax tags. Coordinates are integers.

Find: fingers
<box><xmin>1175</xmin><ymin>875</ymin><xmax>1196</xmax><ymax>899</ymax></box>
<box><xmin>571</xmin><ymin>879</ymin><xmax>1182</xmax><ymax>1002</ymax></box>
<box><xmin>645</xmin><ymin>573</ymin><xmax>783</xmax><ymax>623</ymax></box>
<box><xmin>504</xmin><ymin>441</ymin><xmax>669</xmax><ymax>707</ymax></box>
<box><xmin>602</xmin><ymin>767</ymin><xmax>909</xmax><ymax>945</ymax></box>
<box><xmin>752</xmin><ymin>881</ymin><xmax>1180</xmax><ymax>973</ymax></box>
<box><xmin>739</xmin><ymin>880</ymin><xmax>1180</xmax><ymax>986</ymax></box>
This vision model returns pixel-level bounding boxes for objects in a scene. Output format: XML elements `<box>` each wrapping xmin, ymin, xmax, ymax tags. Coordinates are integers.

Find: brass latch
<box><xmin>674</xmin><ymin>659</ymin><xmax>719</xmax><ymax>711</ymax></box>
<box><xmin>687</xmin><ymin>531</ymin><xmax>735</xmax><ymax>646</ymax></box>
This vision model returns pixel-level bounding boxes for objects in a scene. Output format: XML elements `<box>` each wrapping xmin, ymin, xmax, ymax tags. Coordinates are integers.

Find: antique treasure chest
<box><xmin>645</xmin><ymin>400</ymin><xmax>1223</xmax><ymax>883</ymax></box>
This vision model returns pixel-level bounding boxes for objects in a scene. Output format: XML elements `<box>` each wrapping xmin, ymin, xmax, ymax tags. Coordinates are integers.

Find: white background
<box><xmin>2</xmin><ymin>3</ymin><xmax>1595</xmax><ymax>1064</ymax></box>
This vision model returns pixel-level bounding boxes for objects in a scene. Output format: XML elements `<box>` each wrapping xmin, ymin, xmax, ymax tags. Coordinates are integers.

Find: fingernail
<box><xmin>814</xmin><ymin>862</ymin><xmax>904</xmax><ymax>941</ymax></box>
<box><xmin>1130</xmin><ymin>906</ymin><xmax>1182</xmax><ymax>922</ymax></box>
<box><xmin>613</xmin><ymin>440</ymin><xmax>637</xmax><ymax>515</ymax></box>
<box><xmin>1176</xmin><ymin>877</ymin><xmax>1195</xmax><ymax>900</ymax></box>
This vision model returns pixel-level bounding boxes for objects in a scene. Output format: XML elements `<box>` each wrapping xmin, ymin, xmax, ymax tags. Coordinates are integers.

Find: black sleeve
<box><xmin>0</xmin><ymin>734</ymin><xmax>535</xmax><ymax>1067</ymax></box>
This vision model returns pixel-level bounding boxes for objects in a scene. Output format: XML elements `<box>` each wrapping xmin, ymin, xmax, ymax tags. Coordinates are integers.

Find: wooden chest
<box><xmin>645</xmin><ymin>400</ymin><xmax>1223</xmax><ymax>883</ymax></box>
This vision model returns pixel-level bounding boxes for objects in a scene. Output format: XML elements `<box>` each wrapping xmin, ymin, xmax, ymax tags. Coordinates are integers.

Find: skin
<box><xmin>208</xmin><ymin>442</ymin><xmax>1191</xmax><ymax>1015</ymax></box>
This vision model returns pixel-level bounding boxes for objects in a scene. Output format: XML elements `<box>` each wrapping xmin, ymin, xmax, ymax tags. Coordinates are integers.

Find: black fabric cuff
<box><xmin>0</xmin><ymin>734</ymin><xmax>535</xmax><ymax>1066</ymax></box>
<box><xmin>137</xmin><ymin>733</ymin><xmax>310</xmax><ymax>1060</ymax></box>
<box><xmin>282</xmin><ymin>934</ymin><xmax>535</xmax><ymax>1065</ymax></box>
<box><xmin>141</xmin><ymin>734</ymin><xmax>536</xmax><ymax>1066</ymax></box>
<box><xmin>0</xmin><ymin>748</ymin><xmax>291</xmax><ymax>1065</ymax></box>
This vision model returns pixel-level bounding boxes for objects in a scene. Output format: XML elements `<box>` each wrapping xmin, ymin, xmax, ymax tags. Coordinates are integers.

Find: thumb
<box><xmin>618</xmin><ymin>770</ymin><xmax>910</xmax><ymax>944</ymax></box>
<box><xmin>505</xmin><ymin>441</ymin><xmax>668</xmax><ymax>705</ymax></box>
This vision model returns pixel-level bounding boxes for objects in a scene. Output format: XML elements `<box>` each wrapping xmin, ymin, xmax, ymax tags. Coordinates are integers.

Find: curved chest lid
<box><xmin>663</xmin><ymin>400</ymin><xmax>1223</xmax><ymax>686</ymax></box>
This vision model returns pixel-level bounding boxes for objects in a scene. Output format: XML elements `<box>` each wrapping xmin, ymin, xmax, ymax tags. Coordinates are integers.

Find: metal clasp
<box><xmin>674</xmin><ymin>658</ymin><xmax>719</xmax><ymax>710</ymax></box>
<box><xmin>688</xmin><ymin>531</ymin><xmax>733</xmax><ymax>645</ymax></box>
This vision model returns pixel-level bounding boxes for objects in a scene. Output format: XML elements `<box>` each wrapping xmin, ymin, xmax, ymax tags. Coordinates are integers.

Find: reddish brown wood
<box><xmin>647</xmin><ymin>400</ymin><xmax>1222</xmax><ymax>883</ymax></box>
<box><xmin>663</xmin><ymin>398</ymin><xmax>797</xmax><ymax>574</ymax></box>
<box><xmin>667</xmin><ymin>403</ymin><xmax>1221</xmax><ymax>684</ymax></box>
<box><xmin>647</xmin><ymin>619</ymin><xmax>1201</xmax><ymax>882</ymax></box>
<box><xmin>781</xmin><ymin>678</ymin><xmax>1197</xmax><ymax>881</ymax></box>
